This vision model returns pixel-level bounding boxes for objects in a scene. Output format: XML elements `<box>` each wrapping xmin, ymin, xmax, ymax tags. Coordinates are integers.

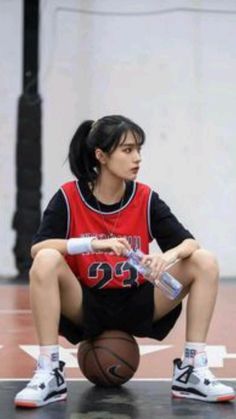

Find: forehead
<box><xmin>119</xmin><ymin>131</ymin><xmax>139</xmax><ymax>146</ymax></box>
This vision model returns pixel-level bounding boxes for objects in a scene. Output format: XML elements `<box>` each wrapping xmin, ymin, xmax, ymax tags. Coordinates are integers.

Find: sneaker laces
<box><xmin>26</xmin><ymin>368</ymin><xmax>53</xmax><ymax>388</ymax></box>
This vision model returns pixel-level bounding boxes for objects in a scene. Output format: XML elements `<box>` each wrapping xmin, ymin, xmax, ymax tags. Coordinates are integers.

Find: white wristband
<box><xmin>67</xmin><ymin>237</ymin><xmax>95</xmax><ymax>255</ymax></box>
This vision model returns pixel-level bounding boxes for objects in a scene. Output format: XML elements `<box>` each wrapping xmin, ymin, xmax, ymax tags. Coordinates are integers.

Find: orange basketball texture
<box><xmin>78</xmin><ymin>330</ymin><xmax>140</xmax><ymax>387</ymax></box>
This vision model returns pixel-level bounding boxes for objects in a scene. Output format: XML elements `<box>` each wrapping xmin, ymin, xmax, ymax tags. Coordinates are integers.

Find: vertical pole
<box><xmin>12</xmin><ymin>0</ymin><xmax>42</xmax><ymax>278</ymax></box>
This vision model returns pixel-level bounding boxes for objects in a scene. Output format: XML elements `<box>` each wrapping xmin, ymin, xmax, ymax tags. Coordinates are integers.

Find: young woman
<box><xmin>15</xmin><ymin>115</ymin><xmax>235</xmax><ymax>407</ymax></box>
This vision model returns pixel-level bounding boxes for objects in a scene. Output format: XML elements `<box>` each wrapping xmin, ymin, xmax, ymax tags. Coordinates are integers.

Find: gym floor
<box><xmin>1</xmin><ymin>277</ymin><xmax>236</xmax><ymax>419</ymax></box>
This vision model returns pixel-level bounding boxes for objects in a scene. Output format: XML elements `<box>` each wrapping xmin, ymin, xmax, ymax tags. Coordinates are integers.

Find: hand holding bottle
<box><xmin>126</xmin><ymin>249</ymin><xmax>183</xmax><ymax>300</ymax></box>
<box><xmin>141</xmin><ymin>249</ymin><xmax>178</xmax><ymax>279</ymax></box>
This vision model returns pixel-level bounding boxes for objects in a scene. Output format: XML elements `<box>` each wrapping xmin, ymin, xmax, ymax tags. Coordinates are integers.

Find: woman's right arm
<box><xmin>31</xmin><ymin>239</ymin><xmax>68</xmax><ymax>258</ymax></box>
<box><xmin>31</xmin><ymin>189</ymin><xmax>131</xmax><ymax>259</ymax></box>
<box><xmin>31</xmin><ymin>237</ymin><xmax>131</xmax><ymax>258</ymax></box>
<box><xmin>31</xmin><ymin>190</ymin><xmax>68</xmax><ymax>258</ymax></box>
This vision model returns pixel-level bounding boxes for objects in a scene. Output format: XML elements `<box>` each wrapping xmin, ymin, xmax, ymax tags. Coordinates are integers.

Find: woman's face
<box><xmin>97</xmin><ymin>131</ymin><xmax>142</xmax><ymax>181</ymax></box>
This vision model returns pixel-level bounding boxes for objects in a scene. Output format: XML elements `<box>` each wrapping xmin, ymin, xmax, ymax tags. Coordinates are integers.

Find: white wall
<box><xmin>40</xmin><ymin>0</ymin><xmax>236</xmax><ymax>276</ymax></box>
<box><xmin>1</xmin><ymin>0</ymin><xmax>236</xmax><ymax>276</ymax></box>
<box><xmin>0</xmin><ymin>0</ymin><xmax>22</xmax><ymax>276</ymax></box>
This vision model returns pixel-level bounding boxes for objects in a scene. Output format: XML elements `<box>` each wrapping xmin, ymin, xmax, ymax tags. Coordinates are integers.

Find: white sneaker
<box><xmin>172</xmin><ymin>353</ymin><xmax>235</xmax><ymax>402</ymax></box>
<box><xmin>15</xmin><ymin>361</ymin><xmax>67</xmax><ymax>408</ymax></box>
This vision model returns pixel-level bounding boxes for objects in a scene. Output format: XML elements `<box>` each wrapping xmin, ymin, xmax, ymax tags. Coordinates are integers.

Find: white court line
<box><xmin>0</xmin><ymin>378</ymin><xmax>236</xmax><ymax>382</ymax></box>
<box><xmin>19</xmin><ymin>344</ymin><xmax>236</xmax><ymax>369</ymax></box>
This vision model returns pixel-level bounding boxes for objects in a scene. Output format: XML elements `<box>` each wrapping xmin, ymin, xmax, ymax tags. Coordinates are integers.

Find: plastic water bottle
<box><xmin>126</xmin><ymin>249</ymin><xmax>183</xmax><ymax>300</ymax></box>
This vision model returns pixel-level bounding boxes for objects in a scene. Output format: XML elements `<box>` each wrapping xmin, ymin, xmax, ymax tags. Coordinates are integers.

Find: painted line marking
<box><xmin>18</xmin><ymin>344</ymin><xmax>236</xmax><ymax>369</ymax></box>
<box><xmin>19</xmin><ymin>345</ymin><xmax>173</xmax><ymax>368</ymax></box>
<box><xmin>0</xmin><ymin>378</ymin><xmax>236</xmax><ymax>382</ymax></box>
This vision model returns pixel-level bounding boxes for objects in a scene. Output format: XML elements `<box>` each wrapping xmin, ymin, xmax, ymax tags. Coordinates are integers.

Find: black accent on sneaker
<box><xmin>59</xmin><ymin>361</ymin><xmax>65</xmax><ymax>371</ymax></box>
<box><xmin>53</xmin><ymin>361</ymin><xmax>66</xmax><ymax>387</ymax></box>
<box><xmin>44</xmin><ymin>387</ymin><xmax>67</xmax><ymax>402</ymax></box>
<box><xmin>204</xmin><ymin>379</ymin><xmax>211</xmax><ymax>385</ymax></box>
<box><xmin>54</xmin><ymin>369</ymin><xmax>65</xmax><ymax>387</ymax></box>
<box><xmin>172</xmin><ymin>385</ymin><xmax>207</xmax><ymax>398</ymax></box>
<box><xmin>173</xmin><ymin>358</ymin><xmax>194</xmax><ymax>384</ymax></box>
<box><xmin>173</xmin><ymin>358</ymin><xmax>184</xmax><ymax>368</ymax></box>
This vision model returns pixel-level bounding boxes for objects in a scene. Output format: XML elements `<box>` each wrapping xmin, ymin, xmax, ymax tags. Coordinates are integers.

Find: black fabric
<box><xmin>59</xmin><ymin>283</ymin><xmax>182</xmax><ymax>344</ymax></box>
<box><xmin>149</xmin><ymin>191</ymin><xmax>194</xmax><ymax>251</ymax></box>
<box><xmin>32</xmin><ymin>179</ymin><xmax>194</xmax><ymax>251</ymax></box>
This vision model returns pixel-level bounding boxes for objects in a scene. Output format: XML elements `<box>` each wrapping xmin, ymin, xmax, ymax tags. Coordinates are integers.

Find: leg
<box><xmin>152</xmin><ymin>248</ymin><xmax>235</xmax><ymax>402</ymax></box>
<box><xmin>29</xmin><ymin>248</ymin><xmax>83</xmax><ymax>345</ymax></box>
<box><xmin>15</xmin><ymin>248</ymin><xmax>83</xmax><ymax>408</ymax></box>
<box><xmin>153</xmin><ymin>248</ymin><xmax>219</xmax><ymax>342</ymax></box>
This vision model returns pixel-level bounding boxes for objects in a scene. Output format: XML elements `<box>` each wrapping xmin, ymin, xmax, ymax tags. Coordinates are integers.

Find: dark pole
<box><xmin>12</xmin><ymin>0</ymin><xmax>42</xmax><ymax>278</ymax></box>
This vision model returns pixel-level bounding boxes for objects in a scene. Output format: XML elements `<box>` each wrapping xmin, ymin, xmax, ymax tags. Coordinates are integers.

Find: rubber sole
<box><xmin>15</xmin><ymin>393</ymin><xmax>67</xmax><ymax>408</ymax></box>
<box><xmin>172</xmin><ymin>390</ymin><xmax>235</xmax><ymax>403</ymax></box>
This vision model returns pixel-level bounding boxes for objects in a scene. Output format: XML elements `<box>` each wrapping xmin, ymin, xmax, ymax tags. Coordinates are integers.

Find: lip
<box><xmin>131</xmin><ymin>167</ymin><xmax>139</xmax><ymax>173</ymax></box>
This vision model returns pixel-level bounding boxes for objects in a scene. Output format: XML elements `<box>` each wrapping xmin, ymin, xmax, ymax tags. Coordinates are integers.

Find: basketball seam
<box><xmin>81</xmin><ymin>347</ymin><xmax>112</xmax><ymax>386</ymax></box>
<box><xmin>78</xmin><ymin>333</ymin><xmax>139</xmax><ymax>386</ymax></box>
<box><xmin>91</xmin><ymin>343</ymin><xmax>116</xmax><ymax>386</ymax></box>
<box><xmin>92</xmin><ymin>345</ymin><xmax>138</xmax><ymax>372</ymax></box>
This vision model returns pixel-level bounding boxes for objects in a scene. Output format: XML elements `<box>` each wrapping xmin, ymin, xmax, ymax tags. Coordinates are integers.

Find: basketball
<box><xmin>78</xmin><ymin>330</ymin><xmax>140</xmax><ymax>387</ymax></box>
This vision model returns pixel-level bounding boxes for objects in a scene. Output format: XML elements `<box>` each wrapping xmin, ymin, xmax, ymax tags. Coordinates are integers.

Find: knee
<box><xmin>190</xmin><ymin>248</ymin><xmax>219</xmax><ymax>282</ymax></box>
<box><xmin>29</xmin><ymin>248</ymin><xmax>63</xmax><ymax>283</ymax></box>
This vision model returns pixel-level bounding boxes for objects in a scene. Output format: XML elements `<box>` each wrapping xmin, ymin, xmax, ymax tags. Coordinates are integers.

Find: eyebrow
<box><xmin>119</xmin><ymin>143</ymin><xmax>141</xmax><ymax>147</ymax></box>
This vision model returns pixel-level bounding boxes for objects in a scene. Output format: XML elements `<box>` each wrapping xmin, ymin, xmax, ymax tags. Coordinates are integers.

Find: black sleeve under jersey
<box><xmin>149</xmin><ymin>191</ymin><xmax>194</xmax><ymax>252</ymax></box>
<box><xmin>32</xmin><ymin>190</ymin><xmax>68</xmax><ymax>245</ymax></box>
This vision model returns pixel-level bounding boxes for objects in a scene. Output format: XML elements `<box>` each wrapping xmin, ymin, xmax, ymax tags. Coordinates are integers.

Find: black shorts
<box><xmin>59</xmin><ymin>282</ymin><xmax>182</xmax><ymax>344</ymax></box>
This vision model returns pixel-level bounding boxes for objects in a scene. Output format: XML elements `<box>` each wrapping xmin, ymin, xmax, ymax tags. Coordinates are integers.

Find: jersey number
<box><xmin>88</xmin><ymin>261</ymin><xmax>138</xmax><ymax>289</ymax></box>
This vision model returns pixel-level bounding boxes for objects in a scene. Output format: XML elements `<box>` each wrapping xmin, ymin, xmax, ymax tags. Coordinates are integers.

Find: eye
<box><xmin>123</xmin><ymin>147</ymin><xmax>132</xmax><ymax>153</ymax></box>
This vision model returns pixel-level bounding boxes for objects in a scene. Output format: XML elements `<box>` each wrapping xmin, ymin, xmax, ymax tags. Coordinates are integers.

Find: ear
<box><xmin>95</xmin><ymin>148</ymin><xmax>107</xmax><ymax>165</ymax></box>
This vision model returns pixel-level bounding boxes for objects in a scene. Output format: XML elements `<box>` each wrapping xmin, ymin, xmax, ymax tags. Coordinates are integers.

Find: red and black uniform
<box><xmin>33</xmin><ymin>179</ymin><xmax>194</xmax><ymax>343</ymax></box>
<box><xmin>61</xmin><ymin>180</ymin><xmax>152</xmax><ymax>289</ymax></box>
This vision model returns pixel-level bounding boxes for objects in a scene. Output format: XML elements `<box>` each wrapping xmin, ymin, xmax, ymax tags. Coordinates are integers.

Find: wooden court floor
<box><xmin>0</xmin><ymin>277</ymin><xmax>236</xmax><ymax>418</ymax></box>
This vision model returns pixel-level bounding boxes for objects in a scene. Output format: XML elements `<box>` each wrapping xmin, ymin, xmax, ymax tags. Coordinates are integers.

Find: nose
<box><xmin>134</xmin><ymin>148</ymin><xmax>141</xmax><ymax>163</ymax></box>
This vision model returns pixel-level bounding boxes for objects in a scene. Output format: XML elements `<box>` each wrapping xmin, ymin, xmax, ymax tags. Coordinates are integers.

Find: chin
<box><xmin>125</xmin><ymin>173</ymin><xmax>138</xmax><ymax>181</ymax></box>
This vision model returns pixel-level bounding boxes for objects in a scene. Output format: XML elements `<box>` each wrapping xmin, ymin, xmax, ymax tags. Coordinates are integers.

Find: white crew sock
<box><xmin>182</xmin><ymin>342</ymin><xmax>207</xmax><ymax>367</ymax></box>
<box><xmin>38</xmin><ymin>345</ymin><xmax>59</xmax><ymax>370</ymax></box>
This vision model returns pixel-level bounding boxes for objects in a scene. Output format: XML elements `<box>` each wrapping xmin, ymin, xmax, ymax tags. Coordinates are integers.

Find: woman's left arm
<box><xmin>145</xmin><ymin>191</ymin><xmax>201</xmax><ymax>276</ymax></box>
<box><xmin>163</xmin><ymin>238</ymin><xmax>200</xmax><ymax>265</ymax></box>
<box><xmin>142</xmin><ymin>238</ymin><xmax>200</xmax><ymax>279</ymax></box>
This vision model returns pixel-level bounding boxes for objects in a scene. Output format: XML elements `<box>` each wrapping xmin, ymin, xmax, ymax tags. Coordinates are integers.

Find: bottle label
<box><xmin>126</xmin><ymin>249</ymin><xmax>183</xmax><ymax>300</ymax></box>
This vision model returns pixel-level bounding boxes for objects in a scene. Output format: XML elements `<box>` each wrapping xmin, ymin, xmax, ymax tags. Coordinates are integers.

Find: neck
<box><xmin>93</xmin><ymin>174</ymin><xmax>126</xmax><ymax>205</ymax></box>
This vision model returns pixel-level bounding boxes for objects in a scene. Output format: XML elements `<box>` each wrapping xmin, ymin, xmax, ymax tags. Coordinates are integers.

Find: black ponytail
<box><xmin>68</xmin><ymin>120</ymin><xmax>97</xmax><ymax>181</ymax></box>
<box><xmin>68</xmin><ymin>115</ymin><xmax>145</xmax><ymax>184</ymax></box>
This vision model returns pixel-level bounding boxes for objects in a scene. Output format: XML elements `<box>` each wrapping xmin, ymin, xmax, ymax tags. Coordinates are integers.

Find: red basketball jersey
<box><xmin>61</xmin><ymin>180</ymin><xmax>153</xmax><ymax>289</ymax></box>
